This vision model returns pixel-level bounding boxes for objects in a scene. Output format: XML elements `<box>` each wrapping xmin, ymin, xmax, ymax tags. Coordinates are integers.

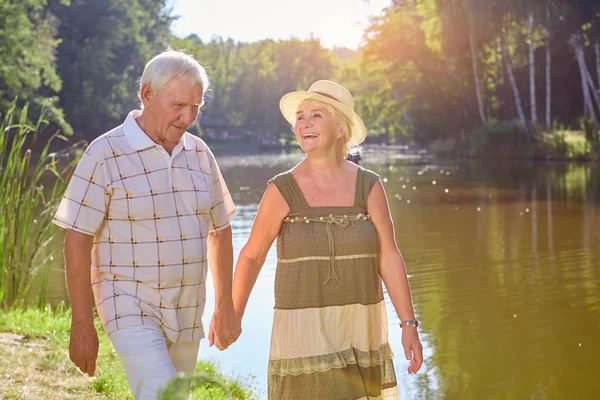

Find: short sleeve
<box><xmin>52</xmin><ymin>140</ymin><xmax>111</xmax><ymax>236</ymax></box>
<box><xmin>206</xmin><ymin>148</ymin><xmax>237</xmax><ymax>232</ymax></box>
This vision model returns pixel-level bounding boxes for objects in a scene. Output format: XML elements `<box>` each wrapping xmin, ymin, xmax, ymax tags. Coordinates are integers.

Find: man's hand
<box><xmin>207</xmin><ymin>226</ymin><xmax>239</xmax><ymax>350</ymax></box>
<box><xmin>69</xmin><ymin>321</ymin><xmax>99</xmax><ymax>376</ymax></box>
<box><xmin>208</xmin><ymin>304</ymin><xmax>241</xmax><ymax>351</ymax></box>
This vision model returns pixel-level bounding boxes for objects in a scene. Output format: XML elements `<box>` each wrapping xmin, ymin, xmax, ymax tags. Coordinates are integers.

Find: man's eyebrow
<box><xmin>174</xmin><ymin>101</ymin><xmax>202</xmax><ymax>106</ymax></box>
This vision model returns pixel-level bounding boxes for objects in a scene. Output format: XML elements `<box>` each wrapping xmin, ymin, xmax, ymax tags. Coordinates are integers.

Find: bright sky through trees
<box><xmin>170</xmin><ymin>0</ymin><xmax>391</xmax><ymax>49</ymax></box>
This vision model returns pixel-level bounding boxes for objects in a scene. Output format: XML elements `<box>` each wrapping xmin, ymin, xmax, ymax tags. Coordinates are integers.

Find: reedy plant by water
<box><xmin>157</xmin><ymin>372</ymin><xmax>230</xmax><ymax>400</ymax></box>
<box><xmin>0</xmin><ymin>101</ymin><xmax>83</xmax><ymax>308</ymax></box>
<box><xmin>157</xmin><ymin>365</ymin><xmax>258</xmax><ymax>400</ymax></box>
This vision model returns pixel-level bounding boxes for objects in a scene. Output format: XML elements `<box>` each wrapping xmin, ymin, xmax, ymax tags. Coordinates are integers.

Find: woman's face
<box><xmin>294</xmin><ymin>102</ymin><xmax>341</xmax><ymax>155</ymax></box>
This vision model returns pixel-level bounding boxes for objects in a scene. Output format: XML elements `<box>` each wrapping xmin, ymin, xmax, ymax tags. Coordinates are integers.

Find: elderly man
<box><xmin>53</xmin><ymin>49</ymin><xmax>240</xmax><ymax>399</ymax></box>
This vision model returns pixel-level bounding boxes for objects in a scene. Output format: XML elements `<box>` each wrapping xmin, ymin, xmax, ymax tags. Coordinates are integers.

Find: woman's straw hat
<box><xmin>279</xmin><ymin>80</ymin><xmax>367</xmax><ymax>147</ymax></box>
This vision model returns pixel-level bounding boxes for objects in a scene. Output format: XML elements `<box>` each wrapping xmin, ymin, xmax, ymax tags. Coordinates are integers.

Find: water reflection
<box><xmin>44</xmin><ymin>150</ymin><xmax>600</xmax><ymax>399</ymax></box>
<box><xmin>361</xmin><ymin>156</ymin><xmax>600</xmax><ymax>400</ymax></box>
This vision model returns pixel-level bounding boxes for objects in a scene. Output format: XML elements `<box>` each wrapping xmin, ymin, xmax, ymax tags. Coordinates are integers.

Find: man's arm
<box><xmin>64</xmin><ymin>229</ymin><xmax>99</xmax><ymax>376</ymax></box>
<box><xmin>206</xmin><ymin>225</ymin><xmax>240</xmax><ymax>350</ymax></box>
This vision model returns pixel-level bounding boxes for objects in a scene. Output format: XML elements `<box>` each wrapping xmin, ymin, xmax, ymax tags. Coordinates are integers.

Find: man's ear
<box><xmin>139</xmin><ymin>83</ymin><xmax>155</xmax><ymax>108</ymax></box>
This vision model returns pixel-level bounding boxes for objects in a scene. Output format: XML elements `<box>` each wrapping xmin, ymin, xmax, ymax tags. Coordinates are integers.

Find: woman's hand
<box><xmin>401</xmin><ymin>327</ymin><xmax>423</xmax><ymax>374</ymax></box>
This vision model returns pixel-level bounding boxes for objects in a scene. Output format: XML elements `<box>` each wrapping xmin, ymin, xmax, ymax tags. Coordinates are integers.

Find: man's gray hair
<box><xmin>139</xmin><ymin>48</ymin><xmax>210</xmax><ymax>97</ymax></box>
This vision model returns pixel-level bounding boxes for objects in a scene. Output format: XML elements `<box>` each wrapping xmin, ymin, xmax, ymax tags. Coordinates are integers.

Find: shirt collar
<box><xmin>123</xmin><ymin>110</ymin><xmax>192</xmax><ymax>151</ymax></box>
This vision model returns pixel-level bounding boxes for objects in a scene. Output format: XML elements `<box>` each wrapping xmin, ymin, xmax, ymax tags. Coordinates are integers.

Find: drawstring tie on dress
<box><xmin>283</xmin><ymin>213</ymin><xmax>370</xmax><ymax>288</ymax></box>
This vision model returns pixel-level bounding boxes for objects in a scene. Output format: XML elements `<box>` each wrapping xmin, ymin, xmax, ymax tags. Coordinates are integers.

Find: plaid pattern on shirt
<box><xmin>53</xmin><ymin>111</ymin><xmax>237</xmax><ymax>342</ymax></box>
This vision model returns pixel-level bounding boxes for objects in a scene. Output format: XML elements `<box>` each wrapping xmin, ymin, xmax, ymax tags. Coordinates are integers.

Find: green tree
<box><xmin>0</xmin><ymin>0</ymin><xmax>70</xmax><ymax>133</ymax></box>
<box><xmin>169</xmin><ymin>36</ymin><xmax>335</xmax><ymax>143</ymax></box>
<box><xmin>54</xmin><ymin>0</ymin><xmax>174</xmax><ymax>139</ymax></box>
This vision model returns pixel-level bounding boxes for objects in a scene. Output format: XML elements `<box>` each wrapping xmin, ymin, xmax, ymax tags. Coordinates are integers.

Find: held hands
<box><xmin>69</xmin><ymin>321</ymin><xmax>99</xmax><ymax>377</ymax></box>
<box><xmin>208</xmin><ymin>303</ymin><xmax>242</xmax><ymax>351</ymax></box>
<box><xmin>401</xmin><ymin>326</ymin><xmax>423</xmax><ymax>374</ymax></box>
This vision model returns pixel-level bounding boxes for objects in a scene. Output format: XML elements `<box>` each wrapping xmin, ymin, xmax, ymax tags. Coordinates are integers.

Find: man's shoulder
<box><xmin>184</xmin><ymin>132</ymin><xmax>213</xmax><ymax>154</ymax></box>
<box><xmin>85</xmin><ymin>124</ymin><xmax>126</xmax><ymax>158</ymax></box>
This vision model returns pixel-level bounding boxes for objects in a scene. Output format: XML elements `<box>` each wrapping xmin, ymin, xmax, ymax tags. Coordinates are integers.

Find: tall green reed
<box><xmin>0</xmin><ymin>101</ymin><xmax>82</xmax><ymax>308</ymax></box>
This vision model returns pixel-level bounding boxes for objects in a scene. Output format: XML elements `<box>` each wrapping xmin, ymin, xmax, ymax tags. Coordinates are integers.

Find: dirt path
<box><xmin>0</xmin><ymin>332</ymin><xmax>107</xmax><ymax>399</ymax></box>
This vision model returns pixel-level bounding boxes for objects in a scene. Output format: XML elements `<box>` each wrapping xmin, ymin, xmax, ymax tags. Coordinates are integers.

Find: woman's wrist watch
<box><xmin>400</xmin><ymin>320</ymin><xmax>419</xmax><ymax>328</ymax></box>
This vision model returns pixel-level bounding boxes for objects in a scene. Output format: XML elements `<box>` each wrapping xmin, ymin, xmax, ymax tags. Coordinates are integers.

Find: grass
<box><xmin>0</xmin><ymin>101</ymin><xmax>82</xmax><ymax>308</ymax></box>
<box><xmin>0</xmin><ymin>304</ymin><xmax>258</xmax><ymax>399</ymax></box>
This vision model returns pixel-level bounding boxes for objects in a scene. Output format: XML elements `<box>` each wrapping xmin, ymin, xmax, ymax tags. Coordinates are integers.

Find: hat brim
<box><xmin>279</xmin><ymin>91</ymin><xmax>367</xmax><ymax>147</ymax></box>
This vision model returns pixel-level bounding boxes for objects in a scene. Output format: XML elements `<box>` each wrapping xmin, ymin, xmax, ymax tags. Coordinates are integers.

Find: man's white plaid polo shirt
<box><xmin>53</xmin><ymin>111</ymin><xmax>237</xmax><ymax>342</ymax></box>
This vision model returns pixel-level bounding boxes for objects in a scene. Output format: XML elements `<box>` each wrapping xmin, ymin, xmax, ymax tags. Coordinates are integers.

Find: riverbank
<box><xmin>0</xmin><ymin>305</ymin><xmax>258</xmax><ymax>400</ymax></box>
<box><xmin>205</xmin><ymin>130</ymin><xmax>599</xmax><ymax>162</ymax></box>
<box><xmin>428</xmin><ymin>127</ymin><xmax>600</xmax><ymax>162</ymax></box>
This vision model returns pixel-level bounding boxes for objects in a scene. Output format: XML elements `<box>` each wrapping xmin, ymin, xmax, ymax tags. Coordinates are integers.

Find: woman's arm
<box><xmin>368</xmin><ymin>179</ymin><xmax>423</xmax><ymax>374</ymax></box>
<box><xmin>232</xmin><ymin>182</ymin><xmax>289</xmax><ymax>319</ymax></box>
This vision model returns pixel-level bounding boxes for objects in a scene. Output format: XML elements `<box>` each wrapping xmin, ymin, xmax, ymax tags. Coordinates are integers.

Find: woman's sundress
<box><xmin>268</xmin><ymin>167</ymin><xmax>399</xmax><ymax>400</ymax></box>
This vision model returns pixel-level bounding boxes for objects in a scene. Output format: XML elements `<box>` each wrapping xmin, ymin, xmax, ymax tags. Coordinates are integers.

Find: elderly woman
<box><xmin>232</xmin><ymin>80</ymin><xmax>422</xmax><ymax>399</ymax></box>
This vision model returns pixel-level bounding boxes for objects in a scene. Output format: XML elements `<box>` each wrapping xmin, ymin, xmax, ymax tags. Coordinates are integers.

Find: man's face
<box><xmin>141</xmin><ymin>75</ymin><xmax>204</xmax><ymax>144</ymax></box>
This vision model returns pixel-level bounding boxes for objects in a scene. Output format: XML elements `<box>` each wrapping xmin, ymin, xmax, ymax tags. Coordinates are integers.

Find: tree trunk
<box><xmin>545</xmin><ymin>1</ymin><xmax>551</xmax><ymax>130</ymax></box>
<box><xmin>596</xmin><ymin>43</ymin><xmax>600</xmax><ymax>90</ymax></box>
<box><xmin>469</xmin><ymin>31</ymin><xmax>486</xmax><ymax>124</ymax></box>
<box><xmin>501</xmin><ymin>33</ymin><xmax>528</xmax><ymax>131</ymax></box>
<box><xmin>571</xmin><ymin>33</ymin><xmax>598</xmax><ymax>123</ymax></box>
<box><xmin>529</xmin><ymin>12</ymin><xmax>537</xmax><ymax>125</ymax></box>
<box><xmin>585</xmin><ymin>66</ymin><xmax>600</xmax><ymax>116</ymax></box>
<box><xmin>571</xmin><ymin>34</ymin><xmax>596</xmax><ymax>122</ymax></box>
<box><xmin>584</xmin><ymin>70</ymin><xmax>600</xmax><ymax>143</ymax></box>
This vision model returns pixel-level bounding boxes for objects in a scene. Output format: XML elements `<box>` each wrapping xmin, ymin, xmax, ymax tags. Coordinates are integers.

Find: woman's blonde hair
<box><xmin>299</xmin><ymin>99</ymin><xmax>359</xmax><ymax>158</ymax></box>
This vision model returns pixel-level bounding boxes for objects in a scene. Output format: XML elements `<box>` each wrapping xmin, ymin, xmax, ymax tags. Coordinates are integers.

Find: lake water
<box><xmin>44</xmin><ymin>149</ymin><xmax>600</xmax><ymax>399</ymax></box>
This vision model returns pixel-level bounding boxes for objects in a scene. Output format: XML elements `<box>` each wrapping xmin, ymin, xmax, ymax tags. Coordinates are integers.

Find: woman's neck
<box><xmin>302</xmin><ymin>153</ymin><xmax>351</xmax><ymax>179</ymax></box>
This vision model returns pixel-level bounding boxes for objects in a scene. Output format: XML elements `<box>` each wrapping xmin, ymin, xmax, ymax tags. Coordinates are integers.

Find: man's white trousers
<box><xmin>110</xmin><ymin>325</ymin><xmax>201</xmax><ymax>400</ymax></box>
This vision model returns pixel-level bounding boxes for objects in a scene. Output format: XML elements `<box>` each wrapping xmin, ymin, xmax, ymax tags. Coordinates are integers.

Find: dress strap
<box><xmin>268</xmin><ymin>171</ymin><xmax>308</xmax><ymax>212</ymax></box>
<box><xmin>355</xmin><ymin>168</ymin><xmax>380</xmax><ymax>208</ymax></box>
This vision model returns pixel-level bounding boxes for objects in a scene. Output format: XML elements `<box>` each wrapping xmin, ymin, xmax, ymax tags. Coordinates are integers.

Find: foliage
<box><xmin>5</xmin><ymin>0</ymin><xmax>600</xmax><ymax>149</ymax></box>
<box><xmin>158</xmin><ymin>364</ymin><xmax>257</xmax><ymax>400</ymax></box>
<box><xmin>172</xmin><ymin>36</ymin><xmax>337</xmax><ymax>144</ymax></box>
<box><xmin>0</xmin><ymin>101</ymin><xmax>82</xmax><ymax>308</ymax></box>
<box><xmin>457</xmin><ymin>120</ymin><xmax>533</xmax><ymax>158</ymax></box>
<box><xmin>0</xmin><ymin>0</ymin><xmax>71</xmax><ymax>133</ymax></box>
<box><xmin>451</xmin><ymin>121</ymin><xmax>600</xmax><ymax>160</ymax></box>
<box><xmin>54</xmin><ymin>0</ymin><xmax>174</xmax><ymax>139</ymax></box>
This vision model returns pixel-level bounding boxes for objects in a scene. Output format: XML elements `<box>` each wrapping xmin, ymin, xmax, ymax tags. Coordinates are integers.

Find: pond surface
<box><xmin>44</xmin><ymin>149</ymin><xmax>600</xmax><ymax>399</ymax></box>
